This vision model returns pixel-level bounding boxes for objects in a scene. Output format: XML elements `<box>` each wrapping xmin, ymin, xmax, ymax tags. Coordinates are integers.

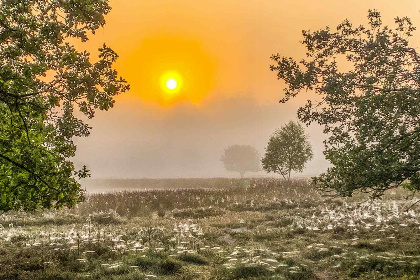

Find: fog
<box><xmin>74</xmin><ymin>95</ymin><xmax>329</xmax><ymax>179</ymax></box>
<box><xmin>68</xmin><ymin>0</ymin><xmax>420</xmax><ymax>181</ymax></box>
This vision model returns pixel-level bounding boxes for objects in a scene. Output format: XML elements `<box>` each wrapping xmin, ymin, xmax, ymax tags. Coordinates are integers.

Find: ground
<box><xmin>0</xmin><ymin>179</ymin><xmax>419</xmax><ymax>280</ymax></box>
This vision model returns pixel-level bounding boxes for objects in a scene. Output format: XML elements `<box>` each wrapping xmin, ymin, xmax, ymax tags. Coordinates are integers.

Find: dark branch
<box><xmin>0</xmin><ymin>153</ymin><xmax>59</xmax><ymax>192</ymax></box>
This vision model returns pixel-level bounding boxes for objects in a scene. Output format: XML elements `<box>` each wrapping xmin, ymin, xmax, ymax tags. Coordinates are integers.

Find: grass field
<box><xmin>0</xmin><ymin>178</ymin><xmax>419</xmax><ymax>280</ymax></box>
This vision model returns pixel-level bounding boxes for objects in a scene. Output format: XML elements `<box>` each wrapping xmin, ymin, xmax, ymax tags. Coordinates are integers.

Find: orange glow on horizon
<box><xmin>119</xmin><ymin>36</ymin><xmax>216</xmax><ymax>106</ymax></box>
<box><xmin>73</xmin><ymin>0</ymin><xmax>420</xmax><ymax>108</ymax></box>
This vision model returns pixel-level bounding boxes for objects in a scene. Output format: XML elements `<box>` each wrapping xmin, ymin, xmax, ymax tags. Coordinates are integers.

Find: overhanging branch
<box><xmin>0</xmin><ymin>153</ymin><xmax>59</xmax><ymax>192</ymax></box>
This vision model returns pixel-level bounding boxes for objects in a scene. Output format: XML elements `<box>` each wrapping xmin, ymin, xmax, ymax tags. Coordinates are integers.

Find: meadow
<box><xmin>0</xmin><ymin>178</ymin><xmax>419</xmax><ymax>280</ymax></box>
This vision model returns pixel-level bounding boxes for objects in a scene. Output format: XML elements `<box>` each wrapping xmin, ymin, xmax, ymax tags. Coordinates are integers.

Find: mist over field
<box><xmin>74</xmin><ymin>97</ymin><xmax>329</xmax><ymax>180</ymax></box>
<box><xmin>68</xmin><ymin>0</ymin><xmax>419</xmax><ymax>181</ymax></box>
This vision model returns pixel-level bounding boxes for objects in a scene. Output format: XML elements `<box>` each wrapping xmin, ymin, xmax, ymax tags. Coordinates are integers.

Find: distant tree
<box><xmin>221</xmin><ymin>145</ymin><xmax>261</xmax><ymax>178</ymax></box>
<box><xmin>262</xmin><ymin>121</ymin><xmax>313</xmax><ymax>180</ymax></box>
<box><xmin>270</xmin><ymin>10</ymin><xmax>419</xmax><ymax>197</ymax></box>
<box><xmin>0</xmin><ymin>1</ymin><xmax>129</xmax><ymax>211</ymax></box>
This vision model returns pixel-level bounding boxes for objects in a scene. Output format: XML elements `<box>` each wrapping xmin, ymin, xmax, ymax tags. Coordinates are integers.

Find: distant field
<box><xmin>82</xmin><ymin>178</ymin><xmax>257</xmax><ymax>193</ymax></box>
<box><xmin>0</xmin><ymin>178</ymin><xmax>419</xmax><ymax>280</ymax></box>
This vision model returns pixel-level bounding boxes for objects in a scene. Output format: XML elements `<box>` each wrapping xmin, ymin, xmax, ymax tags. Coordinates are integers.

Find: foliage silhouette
<box><xmin>270</xmin><ymin>10</ymin><xmax>419</xmax><ymax>197</ymax></box>
<box><xmin>0</xmin><ymin>0</ymin><xmax>129</xmax><ymax>211</ymax></box>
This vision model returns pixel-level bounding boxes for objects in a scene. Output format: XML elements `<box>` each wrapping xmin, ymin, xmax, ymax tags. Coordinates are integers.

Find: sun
<box><xmin>166</xmin><ymin>78</ymin><xmax>177</xmax><ymax>90</ymax></box>
<box><xmin>122</xmin><ymin>36</ymin><xmax>216</xmax><ymax>105</ymax></box>
<box><xmin>160</xmin><ymin>71</ymin><xmax>183</xmax><ymax>98</ymax></box>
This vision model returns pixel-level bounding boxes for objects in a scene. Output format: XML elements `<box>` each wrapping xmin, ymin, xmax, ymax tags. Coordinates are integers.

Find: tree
<box><xmin>270</xmin><ymin>10</ymin><xmax>420</xmax><ymax>197</ymax></box>
<box><xmin>262</xmin><ymin>121</ymin><xmax>313</xmax><ymax>180</ymax></box>
<box><xmin>221</xmin><ymin>145</ymin><xmax>261</xmax><ymax>178</ymax></box>
<box><xmin>0</xmin><ymin>0</ymin><xmax>129</xmax><ymax>211</ymax></box>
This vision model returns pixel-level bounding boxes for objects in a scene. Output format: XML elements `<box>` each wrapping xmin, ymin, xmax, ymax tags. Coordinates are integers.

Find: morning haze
<box><xmin>73</xmin><ymin>0</ymin><xmax>420</xmax><ymax>179</ymax></box>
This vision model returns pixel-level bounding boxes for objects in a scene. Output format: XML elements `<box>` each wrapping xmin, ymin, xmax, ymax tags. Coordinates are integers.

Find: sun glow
<box><xmin>160</xmin><ymin>71</ymin><xmax>183</xmax><ymax>98</ymax></box>
<box><xmin>120</xmin><ymin>36</ymin><xmax>215</xmax><ymax>105</ymax></box>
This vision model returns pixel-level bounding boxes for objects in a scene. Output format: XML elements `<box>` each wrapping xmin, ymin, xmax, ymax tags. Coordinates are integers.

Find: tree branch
<box><xmin>0</xmin><ymin>153</ymin><xmax>58</xmax><ymax>192</ymax></box>
<box><xmin>405</xmin><ymin>47</ymin><xmax>420</xmax><ymax>64</ymax></box>
<box><xmin>0</xmin><ymin>89</ymin><xmax>40</xmax><ymax>99</ymax></box>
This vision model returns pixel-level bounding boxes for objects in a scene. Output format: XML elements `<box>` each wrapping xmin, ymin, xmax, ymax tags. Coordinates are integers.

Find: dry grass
<box><xmin>0</xmin><ymin>178</ymin><xmax>418</xmax><ymax>279</ymax></box>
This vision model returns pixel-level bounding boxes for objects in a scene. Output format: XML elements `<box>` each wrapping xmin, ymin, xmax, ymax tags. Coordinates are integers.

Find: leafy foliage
<box><xmin>220</xmin><ymin>145</ymin><xmax>261</xmax><ymax>178</ymax></box>
<box><xmin>270</xmin><ymin>10</ymin><xmax>420</xmax><ymax>196</ymax></box>
<box><xmin>0</xmin><ymin>0</ymin><xmax>129</xmax><ymax>211</ymax></box>
<box><xmin>262</xmin><ymin>121</ymin><xmax>313</xmax><ymax>180</ymax></box>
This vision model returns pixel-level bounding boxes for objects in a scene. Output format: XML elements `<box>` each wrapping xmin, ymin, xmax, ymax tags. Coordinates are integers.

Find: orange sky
<box><xmin>75</xmin><ymin>0</ymin><xmax>420</xmax><ymax>179</ymax></box>
<box><xmin>79</xmin><ymin>0</ymin><xmax>420</xmax><ymax>106</ymax></box>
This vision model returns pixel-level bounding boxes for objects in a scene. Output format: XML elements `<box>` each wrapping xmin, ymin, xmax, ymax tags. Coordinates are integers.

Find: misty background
<box><xmin>71</xmin><ymin>0</ymin><xmax>419</xmax><ymax>182</ymax></box>
<box><xmin>74</xmin><ymin>96</ymin><xmax>328</xmax><ymax>179</ymax></box>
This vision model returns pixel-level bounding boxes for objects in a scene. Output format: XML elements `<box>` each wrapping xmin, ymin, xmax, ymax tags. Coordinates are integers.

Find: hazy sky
<box><xmin>73</xmin><ymin>0</ymin><xmax>420</xmax><ymax>178</ymax></box>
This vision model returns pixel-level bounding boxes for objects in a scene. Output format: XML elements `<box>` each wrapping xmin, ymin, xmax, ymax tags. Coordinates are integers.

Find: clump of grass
<box><xmin>352</xmin><ymin>241</ymin><xmax>386</xmax><ymax>252</ymax></box>
<box><xmin>10</xmin><ymin>234</ymin><xmax>29</xmax><ymax>244</ymax></box>
<box><xmin>0</xmin><ymin>272</ymin><xmax>19</xmax><ymax>280</ymax></box>
<box><xmin>284</xmin><ymin>258</ymin><xmax>297</xmax><ymax>266</ymax></box>
<box><xmin>343</xmin><ymin>256</ymin><xmax>420</xmax><ymax>278</ymax></box>
<box><xmin>92</xmin><ymin>265</ymin><xmax>143</xmax><ymax>280</ymax></box>
<box><xmin>275</xmin><ymin>265</ymin><xmax>317</xmax><ymax>280</ymax></box>
<box><xmin>177</xmin><ymin>253</ymin><xmax>208</xmax><ymax>265</ymax></box>
<box><xmin>90</xmin><ymin>210</ymin><xmax>123</xmax><ymax>225</ymax></box>
<box><xmin>127</xmin><ymin>251</ymin><xmax>182</xmax><ymax>275</ymax></box>
<box><xmin>22</xmin><ymin>270</ymin><xmax>75</xmax><ymax>280</ymax></box>
<box><xmin>131</xmin><ymin>255</ymin><xmax>159</xmax><ymax>271</ymax></box>
<box><xmin>285</xmin><ymin>227</ymin><xmax>306</xmax><ymax>238</ymax></box>
<box><xmin>159</xmin><ymin>258</ymin><xmax>182</xmax><ymax>275</ymax></box>
<box><xmin>82</xmin><ymin>242</ymin><xmax>117</xmax><ymax>260</ymax></box>
<box><xmin>230</xmin><ymin>265</ymin><xmax>273</xmax><ymax>279</ymax></box>
<box><xmin>172</xmin><ymin>207</ymin><xmax>224</xmax><ymax>219</ymax></box>
<box><xmin>332</xmin><ymin>225</ymin><xmax>346</xmax><ymax>234</ymax></box>
<box><xmin>276</xmin><ymin>217</ymin><xmax>294</xmax><ymax>227</ymax></box>
<box><xmin>304</xmin><ymin>247</ymin><xmax>343</xmax><ymax>261</ymax></box>
<box><xmin>11</xmin><ymin>248</ymin><xmax>46</xmax><ymax>272</ymax></box>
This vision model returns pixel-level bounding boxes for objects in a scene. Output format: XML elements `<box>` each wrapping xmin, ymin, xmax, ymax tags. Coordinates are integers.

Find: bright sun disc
<box><xmin>166</xmin><ymin>78</ymin><xmax>177</xmax><ymax>90</ymax></box>
<box><xmin>160</xmin><ymin>71</ymin><xmax>183</xmax><ymax>98</ymax></box>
